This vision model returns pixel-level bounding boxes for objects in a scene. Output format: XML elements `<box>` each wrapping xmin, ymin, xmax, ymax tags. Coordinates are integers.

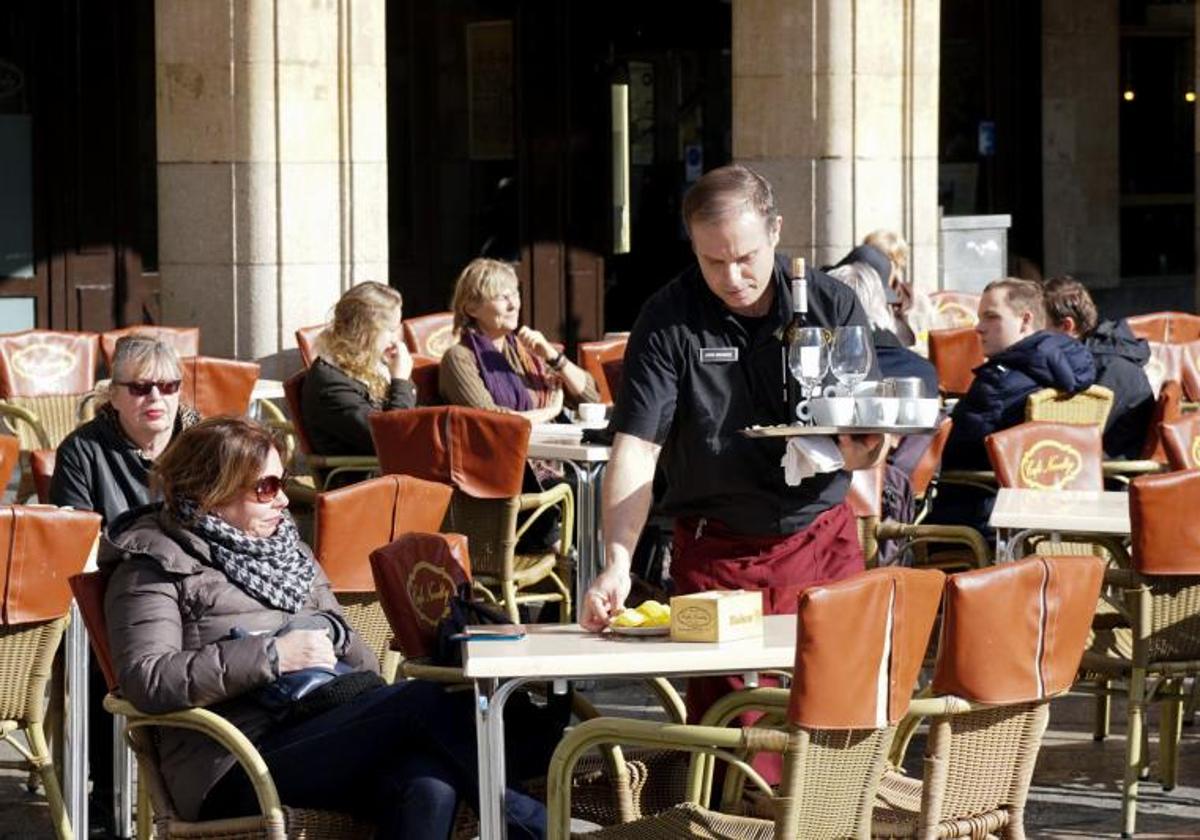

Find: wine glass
<box><xmin>830</xmin><ymin>326</ymin><xmax>873</xmax><ymax>396</ymax></box>
<box><xmin>787</xmin><ymin>327</ymin><xmax>829</xmax><ymax>424</ymax></box>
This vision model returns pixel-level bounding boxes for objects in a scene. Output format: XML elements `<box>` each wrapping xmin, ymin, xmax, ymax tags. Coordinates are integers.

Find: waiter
<box><xmin>580</xmin><ymin>164</ymin><xmax>885</xmax><ymax>737</ymax></box>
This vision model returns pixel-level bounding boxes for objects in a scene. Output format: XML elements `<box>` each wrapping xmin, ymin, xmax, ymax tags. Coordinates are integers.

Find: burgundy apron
<box><xmin>671</xmin><ymin>501</ymin><xmax>864</xmax><ymax>784</ymax></box>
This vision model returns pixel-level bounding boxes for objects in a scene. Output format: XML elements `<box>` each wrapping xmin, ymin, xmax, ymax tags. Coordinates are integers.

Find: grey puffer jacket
<box><xmin>100</xmin><ymin>505</ymin><xmax>378</xmax><ymax>821</ymax></box>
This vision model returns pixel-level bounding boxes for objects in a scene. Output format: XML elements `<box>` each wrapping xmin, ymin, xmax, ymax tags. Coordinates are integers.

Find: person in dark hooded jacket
<box><xmin>1043</xmin><ymin>275</ymin><xmax>1154</xmax><ymax>459</ymax></box>
<box><xmin>932</xmin><ymin>278</ymin><xmax>1096</xmax><ymax>535</ymax></box>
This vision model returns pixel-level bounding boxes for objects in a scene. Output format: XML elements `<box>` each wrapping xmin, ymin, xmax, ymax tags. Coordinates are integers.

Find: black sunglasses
<box><xmin>116</xmin><ymin>379</ymin><xmax>182</xmax><ymax>397</ymax></box>
<box><xmin>253</xmin><ymin>472</ymin><xmax>289</xmax><ymax>503</ymax></box>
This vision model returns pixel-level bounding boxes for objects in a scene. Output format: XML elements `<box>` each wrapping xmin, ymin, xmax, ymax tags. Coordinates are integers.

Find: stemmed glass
<box><xmin>830</xmin><ymin>326</ymin><xmax>873</xmax><ymax>396</ymax></box>
<box><xmin>787</xmin><ymin>327</ymin><xmax>829</xmax><ymax>424</ymax></box>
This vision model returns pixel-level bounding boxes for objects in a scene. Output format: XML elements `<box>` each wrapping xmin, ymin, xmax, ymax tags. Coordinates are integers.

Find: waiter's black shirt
<box><xmin>611</xmin><ymin>254</ymin><xmax>880</xmax><ymax>535</ymax></box>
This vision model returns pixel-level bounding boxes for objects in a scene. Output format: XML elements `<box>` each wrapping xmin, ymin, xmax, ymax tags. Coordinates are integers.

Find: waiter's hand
<box><xmin>836</xmin><ymin>433</ymin><xmax>890</xmax><ymax>471</ymax></box>
<box><xmin>581</xmin><ymin>566</ymin><xmax>632</xmax><ymax>632</ymax></box>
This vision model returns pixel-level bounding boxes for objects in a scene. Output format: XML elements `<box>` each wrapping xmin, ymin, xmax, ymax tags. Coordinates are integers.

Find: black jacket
<box><xmin>1085</xmin><ymin>319</ymin><xmax>1154</xmax><ymax>459</ymax></box>
<box><xmin>50</xmin><ymin>404</ymin><xmax>200</xmax><ymax>526</ymax></box>
<box><xmin>873</xmin><ymin>329</ymin><xmax>939</xmax><ymax>398</ymax></box>
<box><xmin>301</xmin><ymin>357</ymin><xmax>415</xmax><ymax>455</ymax></box>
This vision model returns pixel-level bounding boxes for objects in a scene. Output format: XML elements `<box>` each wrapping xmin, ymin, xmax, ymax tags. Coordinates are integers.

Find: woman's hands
<box><xmin>516</xmin><ymin>325</ymin><xmax>556</xmax><ymax>361</ymax></box>
<box><xmin>275</xmin><ymin>629</ymin><xmax>337</xmax><ymax>673</ymax></box>
<box><xmin>383</xmin><ymin>339</ymin><xmax>414</xmax><ymax>380</ymax></box>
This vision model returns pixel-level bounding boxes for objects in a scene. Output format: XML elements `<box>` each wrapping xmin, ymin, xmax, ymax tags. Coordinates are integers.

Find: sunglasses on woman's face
<box><xmin>253</xmin><ymin>473</ymin><xmax>289</xmax><ymax>503</ymax></box>
<box><xmin>116</xmin><ymin>379</ymin><xmax>182</xmax><ymax>397</ymax></box>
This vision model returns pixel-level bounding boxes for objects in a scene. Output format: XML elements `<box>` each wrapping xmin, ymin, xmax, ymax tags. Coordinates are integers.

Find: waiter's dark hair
<box><xmin>682</xmin><ymin>164</ymin><xmax>778</xmax><ymax>234</ymax></box>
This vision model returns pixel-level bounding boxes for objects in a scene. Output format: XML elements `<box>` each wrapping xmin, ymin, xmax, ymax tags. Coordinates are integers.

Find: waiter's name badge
<box><xmin>699</xmin><ymin>347</ymin><xmax>738</xmax><ymax>363</ymax></box>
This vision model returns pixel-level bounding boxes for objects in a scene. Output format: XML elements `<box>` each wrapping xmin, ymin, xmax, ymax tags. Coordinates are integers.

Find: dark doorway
<box><xmin>0</xmin><ymin>0</ymin><xmax>159</xmax><ymax>333</ymax></box>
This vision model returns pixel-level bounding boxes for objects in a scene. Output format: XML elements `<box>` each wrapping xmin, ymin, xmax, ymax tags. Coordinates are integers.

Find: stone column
<box><xmin>1042</xmin><ymin>0</ymin><xmax>1119</xmax><ymax>288</ymax></box>
<box><xmin>155</xmin><ymin>0</ymin><xmax>388</xmax><ymax>372</ymax></box>
<box><xmin>731</xmin><ymin>0</ymin><xmax>940</xmax><ymax>291</ymax></box>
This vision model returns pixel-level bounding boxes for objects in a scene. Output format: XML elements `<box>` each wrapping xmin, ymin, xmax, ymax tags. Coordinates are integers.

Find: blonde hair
<box><xmin>827</xmin><ymin>263</ymin><xmax>895</xmax><ymax>332</ymax></box>
<box><xmin>103</xmin><ymin>334</ymin><xmax>183</xmax><ymax>406</ymax></box>
<box><xmin>451</xmin><ymin>258</ymin><xmax>520</xmax><ymax>333</ymax></box>
<box><xmin>864</xmin><ymin>229</ymin><xmax>910</xmax><ymax>274</ymax></box>
<box><xmin>316</xmin><ymin>282</ymin><xmax>403</xmax><ymax>401</ymax></box>
<box><xmin>154</xmin><ymin>417</ymin><xmax>285</xmax><ymax>516</ymax></box>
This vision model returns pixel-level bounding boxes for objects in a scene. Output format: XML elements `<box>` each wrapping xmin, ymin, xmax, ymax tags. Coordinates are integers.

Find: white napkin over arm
<box><xmin>780</xmin><ymin>436</ymin><xmax>845</xmax><ymax>486</ymax></box>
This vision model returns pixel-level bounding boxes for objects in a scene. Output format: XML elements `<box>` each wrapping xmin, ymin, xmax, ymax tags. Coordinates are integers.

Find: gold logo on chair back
<box><xmin>406</xmin><ymin>561</ymin><xmax>458</xmax><ymax>628</ymax></box>
<box><xmin>11</xmin><ymin>343</ymin><xmax>77</xmax><ymax>382</ymax></box>
<box><xmin>1190</xmin><ymin>436</ymin><xmax>1200</xmax><ymax>469</ymax></box>
<box><xmin>426</xmin><ymin>326</ymin><xmax>455</xmax><ymax>357</ymax></box>
<box><xmin>1018</xmin><ymin>440</ymin><xmax>1082</xmax><ymax>489</ymax></box>
<box><xmin>937</xmin><ymin>302</ymin><xmax>977</xmax><ymax>328</ymax></box>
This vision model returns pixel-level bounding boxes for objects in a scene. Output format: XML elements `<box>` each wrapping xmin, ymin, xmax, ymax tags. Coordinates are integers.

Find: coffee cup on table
<box><xmin>810</xmin><ymin>396</ymin><xmax>855</xmax><ymax>427</ymax></box>
<box><xmin>577</xmin><ymin>403</ymin><xmax>607</xmax><ymax>425</ymax></box>
<box><xmin>855</xmin><ymin>396</ymin><xmax>899</xmax><ymax>426</ymax></box>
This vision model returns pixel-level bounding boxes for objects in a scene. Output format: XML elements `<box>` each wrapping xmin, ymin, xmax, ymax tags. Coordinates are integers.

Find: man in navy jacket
<box><xmin>933</xmin><ymin>278</ymin><xmax>1096</xmax><ymax>534</ymax></box>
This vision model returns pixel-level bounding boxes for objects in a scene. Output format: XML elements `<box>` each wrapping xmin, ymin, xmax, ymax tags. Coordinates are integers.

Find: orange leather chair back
<box><xmin>1160</xmin><ymin>414</ymin><xmax>1200</xmax><ymax>471</ymax></box>
<box><xmin>314</xmin><ymin>474</ymin><xmax>454</xmax><ymax>591</ymax></box>
<box><xmin>295</xmin><ymin>324</ymin><xmax>328</xmax><ymax>369</ymax></box>
<box><xmin>929</xmin><ymin>291</ymin><xmax>980</xmax><ymax>329</ymax></box>
<box><xmin>1127</xmin><ymin>313</ymin><xmax>1170</xmax><ymax>344</ymax></box>
<box><xmin>928</xmin><ymin>327</ymin><xmax>984</xmax><ymax>397</ymax></box>
<box><xmin>1176</xmin><ymin>339</ymin><xmax>1200</xmax><ymax>401</ymax></box>
<box><xmin>0</xmin><ymin>436</ymin><xmax>19</xmax><ymax>494</ymax></box>
<box><xmin>1130</xmin><ymin>469</ymin><xmax>1200</xmax><ymax>575</ymax></box>
<box><xmin>0</xmin><ymin>506</ymin><xmax>101</xmax><ymax>625</ymax></box>
<box><xmin>370</xmin><ymin>406</ymin><xmax>530</xmax><ymax>499</ymax></box>
<box><xmin>370</xmin><ymin>532</ymin><xmax>471</xmax><ymax>660</ymax></box>
<box><xmin>100</xmin><ymin>326</ymin><xmax>200</xmax><ymax>370</ymax></box>
<box><xmin>788</xmin><ymin>567</ymin><xmax>944</xmax><ymax>729</ymax></box>
<box><xmin>30</xmin><ymin>450</ymin><xmax>55</xmax><ymax>504</ymax></box>
<box><xmin>68</xmin><ymin>571</ymin><xmax>118</xmax><ymax>693</ymax></box>
<box><xmin>1168</xmin><ymin>312</ymin><xmax>1200</xmax><ymax>343</ymax></box>
<box><xmin>283</xmin><ymin>370</ymin><xmax>315</xmax><ymax>455</ymax></box>
<box><xmin>577</xmin><ymin>338</ymin><xmax>628</xmax><ymax>404</ymax></box>
<box><xmin>411</xmin><ymin>354</ymin><xmax>442</xmax><ymax>406</ymax></box>
<box><xmin>985</xmin><ymin>421</ymin><xmax>1104</xmax><ymax>491</ymax></box>
<box><xmin>1140</xmin><ymin>380</ymin><xmax>1183</xmax><ymax>463</ymax></box>
<box><xmin>180</xmin><ymin>356</ymin><xmax>260</xmax><ymax>417</ymax></box>
<box><xmin>932</xmin><ymin>555</ymin><xmax>1104</xmax><ymax>703</ymax></box>
<box><xmin>402</xmin><ymin>313</ymin><xmax>456</xmax><ymax>359</ymax></box>
<box><xmin>846</xmin><ymin>464</ymin><xmax>884</xmax><ymax>518</ymax></box>
<box><xmin>0</xmin><ymin>330</ymin><xmax>99</xmax><ymax>397</ymax></box>
<box><xmin>910</xmin><ymin>415</ymin><xmax>952</xmax><ymax>498</ymax></box>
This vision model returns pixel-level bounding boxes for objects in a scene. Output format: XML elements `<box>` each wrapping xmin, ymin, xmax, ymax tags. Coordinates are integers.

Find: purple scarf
<box><xmin>464</xmin><ymin>330</ymin><xmax>534</xmax><ymax>411</ymax></box>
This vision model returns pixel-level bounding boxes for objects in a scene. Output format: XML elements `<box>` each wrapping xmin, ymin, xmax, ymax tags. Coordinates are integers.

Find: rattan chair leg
<box><xmin>1160</xmin><ymin>679</ymin><xmax>1184</xmax><ymax>791</ymax></box>
<box><xmin>136</xmin><ymin>766</ymin><xmax>152</xmax><ymax>840</ymax></box>
<box><xmin>546</xmin><ymin>570</ymin><xmax>573</xmax><ymax>623</ymax></box>
<box><xmin>1093</xmin><ymin>683</ymin><xmax>1111</xmax><ymax>741</ymax></box>
<box><xmin>1122</xmin><ymin>666</ymin><xmax>1147</xmax><ymax>838</ymax></box>
<box><xmin>26</xmin><ymin>722</ymin><xmax>71</xmax><ymax>840</ymax></box>
<box><xmin>501</xmin><ymin>580</ymin><xmax>521</xmax><ymax>623</ymax></box>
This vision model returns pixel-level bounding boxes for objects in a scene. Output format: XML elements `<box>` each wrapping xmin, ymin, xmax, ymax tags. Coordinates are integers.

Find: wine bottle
<box><xmin>784</xmin><ymin>257</ymin><xmax>808</xmax><ymax>420</ymax></box>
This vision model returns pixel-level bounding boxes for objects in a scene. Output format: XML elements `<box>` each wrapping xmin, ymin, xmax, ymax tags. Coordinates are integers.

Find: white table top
<box><xmin>989</xmin><ymin>488</ymin><xmax>1131</xmax><ymax>535</ymax></box>
<box><xmin>527</xmin><ymin>423</ymin><xmax>611</xmax><ymax>462</ymax></box>
<box><xmin>252</xmin><ymin>378</ymin><xmax>285</xmax><ymax>401</ymax></box>
<box><xmin>463</xmin><ymin>615</ymin><xmax>798</xmax><ymax>680</ymax></box>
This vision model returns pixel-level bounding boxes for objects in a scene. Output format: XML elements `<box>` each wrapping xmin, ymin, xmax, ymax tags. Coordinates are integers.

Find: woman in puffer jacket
<box><xmin>102</xmin><ymin>417</ymin><xmax>547</xmax><ymax>838</ymax></box>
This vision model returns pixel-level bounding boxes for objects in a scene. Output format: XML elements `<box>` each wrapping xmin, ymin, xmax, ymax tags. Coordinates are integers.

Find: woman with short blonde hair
<box><xmin>302</xmin><ymin>281</ymin><xmax>415</xmax><ymax>456</ymax></box>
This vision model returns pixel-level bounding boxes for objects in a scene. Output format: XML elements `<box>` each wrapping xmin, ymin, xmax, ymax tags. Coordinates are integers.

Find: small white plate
<box><xmin>607</xmin><ymin>624</ymin><xmax>670</xmax><ymax>637</ymax></box>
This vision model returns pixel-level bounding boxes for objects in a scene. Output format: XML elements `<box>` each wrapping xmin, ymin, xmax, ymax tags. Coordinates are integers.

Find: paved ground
<box><xmin>2</xmin><ymin>681</ymin><xmax>1197</xmax><ymax>838</ymax></box>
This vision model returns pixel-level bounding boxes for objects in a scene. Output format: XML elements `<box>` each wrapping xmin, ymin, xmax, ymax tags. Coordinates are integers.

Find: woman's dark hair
<box><xmin>153</xmin><ymin>417</ymin><xmax>284</xmax><ymax>514</ymax></box>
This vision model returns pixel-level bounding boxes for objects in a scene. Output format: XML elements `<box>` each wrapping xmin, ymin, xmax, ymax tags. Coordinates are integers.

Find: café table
<box><xmin>527</xmin><ymin>424</ymin><xmax>611</xmax><ymax>607</ymax></box>
<box><xmin>990</xmin><ymin>487</ymin><xmax>1131</xmax><ymax>562</ymax></box>
<box><xmin>464</xmin><ymin>615</ymin><xmax>799</xmax><ymax>840</ymax></box>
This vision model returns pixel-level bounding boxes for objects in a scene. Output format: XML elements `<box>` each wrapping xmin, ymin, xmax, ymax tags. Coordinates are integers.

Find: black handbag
<box><xmin>433</xmin><ymin>583</ymin><xmax>514</xmax><ymax>667</ymax></box>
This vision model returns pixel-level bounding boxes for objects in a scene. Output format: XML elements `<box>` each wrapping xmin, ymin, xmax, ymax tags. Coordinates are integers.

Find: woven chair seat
<box><xmin>154</xmin><ymin>805</ymin><xmax>372</xmax><ymax>839</ymax></box>
<box><xmin>570</xmin><ymin>801</ymin><xmax>773</xmax><ymax>839</ymax></box>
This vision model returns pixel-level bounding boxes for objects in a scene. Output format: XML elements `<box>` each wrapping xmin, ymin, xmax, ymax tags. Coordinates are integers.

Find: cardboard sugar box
<box><xmin>669</xmin><ymin>590</ymin><xmax>764</xmax><ymax>642</ymax></box>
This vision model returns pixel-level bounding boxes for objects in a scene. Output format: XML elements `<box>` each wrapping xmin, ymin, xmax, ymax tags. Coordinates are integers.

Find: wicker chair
<box><xmin>68</xmin><ymin>572</ymin><xmax>371</xmax><ymax>840</ymax></box>
<box><xmin>294</xmin><ymin>324</ymin><xmax>327</xmax><ymax>369</ymax></box>
<box><xmin>179</xmin><ymin>355</ymin><xmax>260</xmax><ymax>418</ymax></box>
<box><xmin>927</xmin><ymin>328</ymin><xmax>983</xmax><ymax>398</ymax></box>
<box><xmin>0</xmin><ymin>330</ymin><xmax>99</xmax><ymax>499</ymax></box>
<box><xmin>0</xmin><ymin>434</ymin><xmax>19</xmax><ymax>494</ymax></box>
<box><xmin>370</xmin><ymin>406</ymin><xmax>574</xmax><ymax>623</ymax></box>
<box><xmin>874</xmin><ymin>554</ymin><xmax>1106</xmax><ymax>839</ymax></box>
<box><xmin>100</xmin><ymin>327</ymin><xmax>200</xmax><ymax>371</ymax></box>
<box><xmin>1159</xmin><ymin>413</ymin><xmax>1200</xmax><ymax>471</ymax></box>
<box><xmin>1024</xmin><ymin>384</ymin><xmax>1114</xmax><ymax>426</ymax></box>
<box><xmin>1140</xmin><ymin>380</ymin><xmax>1184</xmax><ymax>464</ymax></box>
<box><xmin>410</xmin><ymin>354</ymin><xmax>443</xmax><ymax>406</ymax></box>
<box><xmin>313</xmin><ymin>474</ymin><xmax>454</xmax><ymax>682</ymax></box>
<box><xmin>402</xmin><ymin>312</ymin><xmax>456</xmax><ymax>359</ymax></box>
<box><xmin>577</xmin><ymin>337</ymin><xmax>627</xmax><ymax>404</ymax></box>
<box><xmin>29</xmin><ymin>449</ymin><xmax>54</xmax><ymax>503</ymax></box>
<box><xmin>928</xmin><ymin>292</ymin><xmax>980</xmax><ymax>330</ymax></box>
<box><xmin>1127</xmin><ymin>311</ymin><xmax>1200</xmax><ymax>344</ymax></box>
<box><xmin>544</xmin><ymin>566</ymin><xmax>946</xmax><ymax>840</ymax></box>
<box><xmin>281</xmin><ymin>370</ymin><xmax>379</xmax><ymax>494</ymax></box>
<box><xmin>0</xmin><ymin>507</ymin><xmax>102</xmax><ymax>840</ymax></box>
<box><xmin>1076</xmin><ymin>469</ymin><xmax>1200</xmax><ymax>837</ymax></box>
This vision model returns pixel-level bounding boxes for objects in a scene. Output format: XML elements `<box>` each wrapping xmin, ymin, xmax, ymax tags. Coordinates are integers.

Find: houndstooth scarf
<box><xmin>176</xmin><ymin>498</ymin><xmax>315</xmax><ymax>613</ymax></box>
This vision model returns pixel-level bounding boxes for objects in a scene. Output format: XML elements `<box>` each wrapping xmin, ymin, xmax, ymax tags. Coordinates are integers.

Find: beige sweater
<box><xmin>438</xmin><ymin>342</ymin><xmax>600</xmax><ymax>410</ymax></box>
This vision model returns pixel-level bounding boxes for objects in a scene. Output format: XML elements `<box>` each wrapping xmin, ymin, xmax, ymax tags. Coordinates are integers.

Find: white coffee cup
<box><xmin>810</xmin><ymin>396</ymin><xmax>855</xmax><ymax>427</ymax></box>
<box><xmin>577</xmin><ymin>403</ymin><xmax>607</xmax><ymax>424</ymax></box>
<box><xmin>903</xmin><ymin>398</ymin><xmax>940</xmax><ymax>427</ymax></box>
<box><xmin>855</xmin><ymin>396</ymin><xmax>899</xmax><ymax>426</ymax></box>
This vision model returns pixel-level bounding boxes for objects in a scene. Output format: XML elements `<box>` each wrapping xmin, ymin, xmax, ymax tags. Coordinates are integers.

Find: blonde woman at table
<box><xmin>102</xmin><ymin>417</ymin><xmax>551</xmax><ymax>838</ymax></box>
<box><xmin>301</xmin><ymin>281</ymin><xmax>416</xmax><ymax>457</ymax></box>
<box><xmin>439</xmin><ymin>257</ymin><xmax>600</xmax><ymax>422</ymax></box>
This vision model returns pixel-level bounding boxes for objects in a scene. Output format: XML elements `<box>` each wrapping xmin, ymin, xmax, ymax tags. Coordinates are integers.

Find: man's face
<box><xmin>976</xmin><ymin>288</ymin><xmax>1034</xmax><ymax>356</ymax></box>
<box><xmin>690</xmin><ymin>209</ymin><xmax>781</xmax><ymax>317</ymax></box>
